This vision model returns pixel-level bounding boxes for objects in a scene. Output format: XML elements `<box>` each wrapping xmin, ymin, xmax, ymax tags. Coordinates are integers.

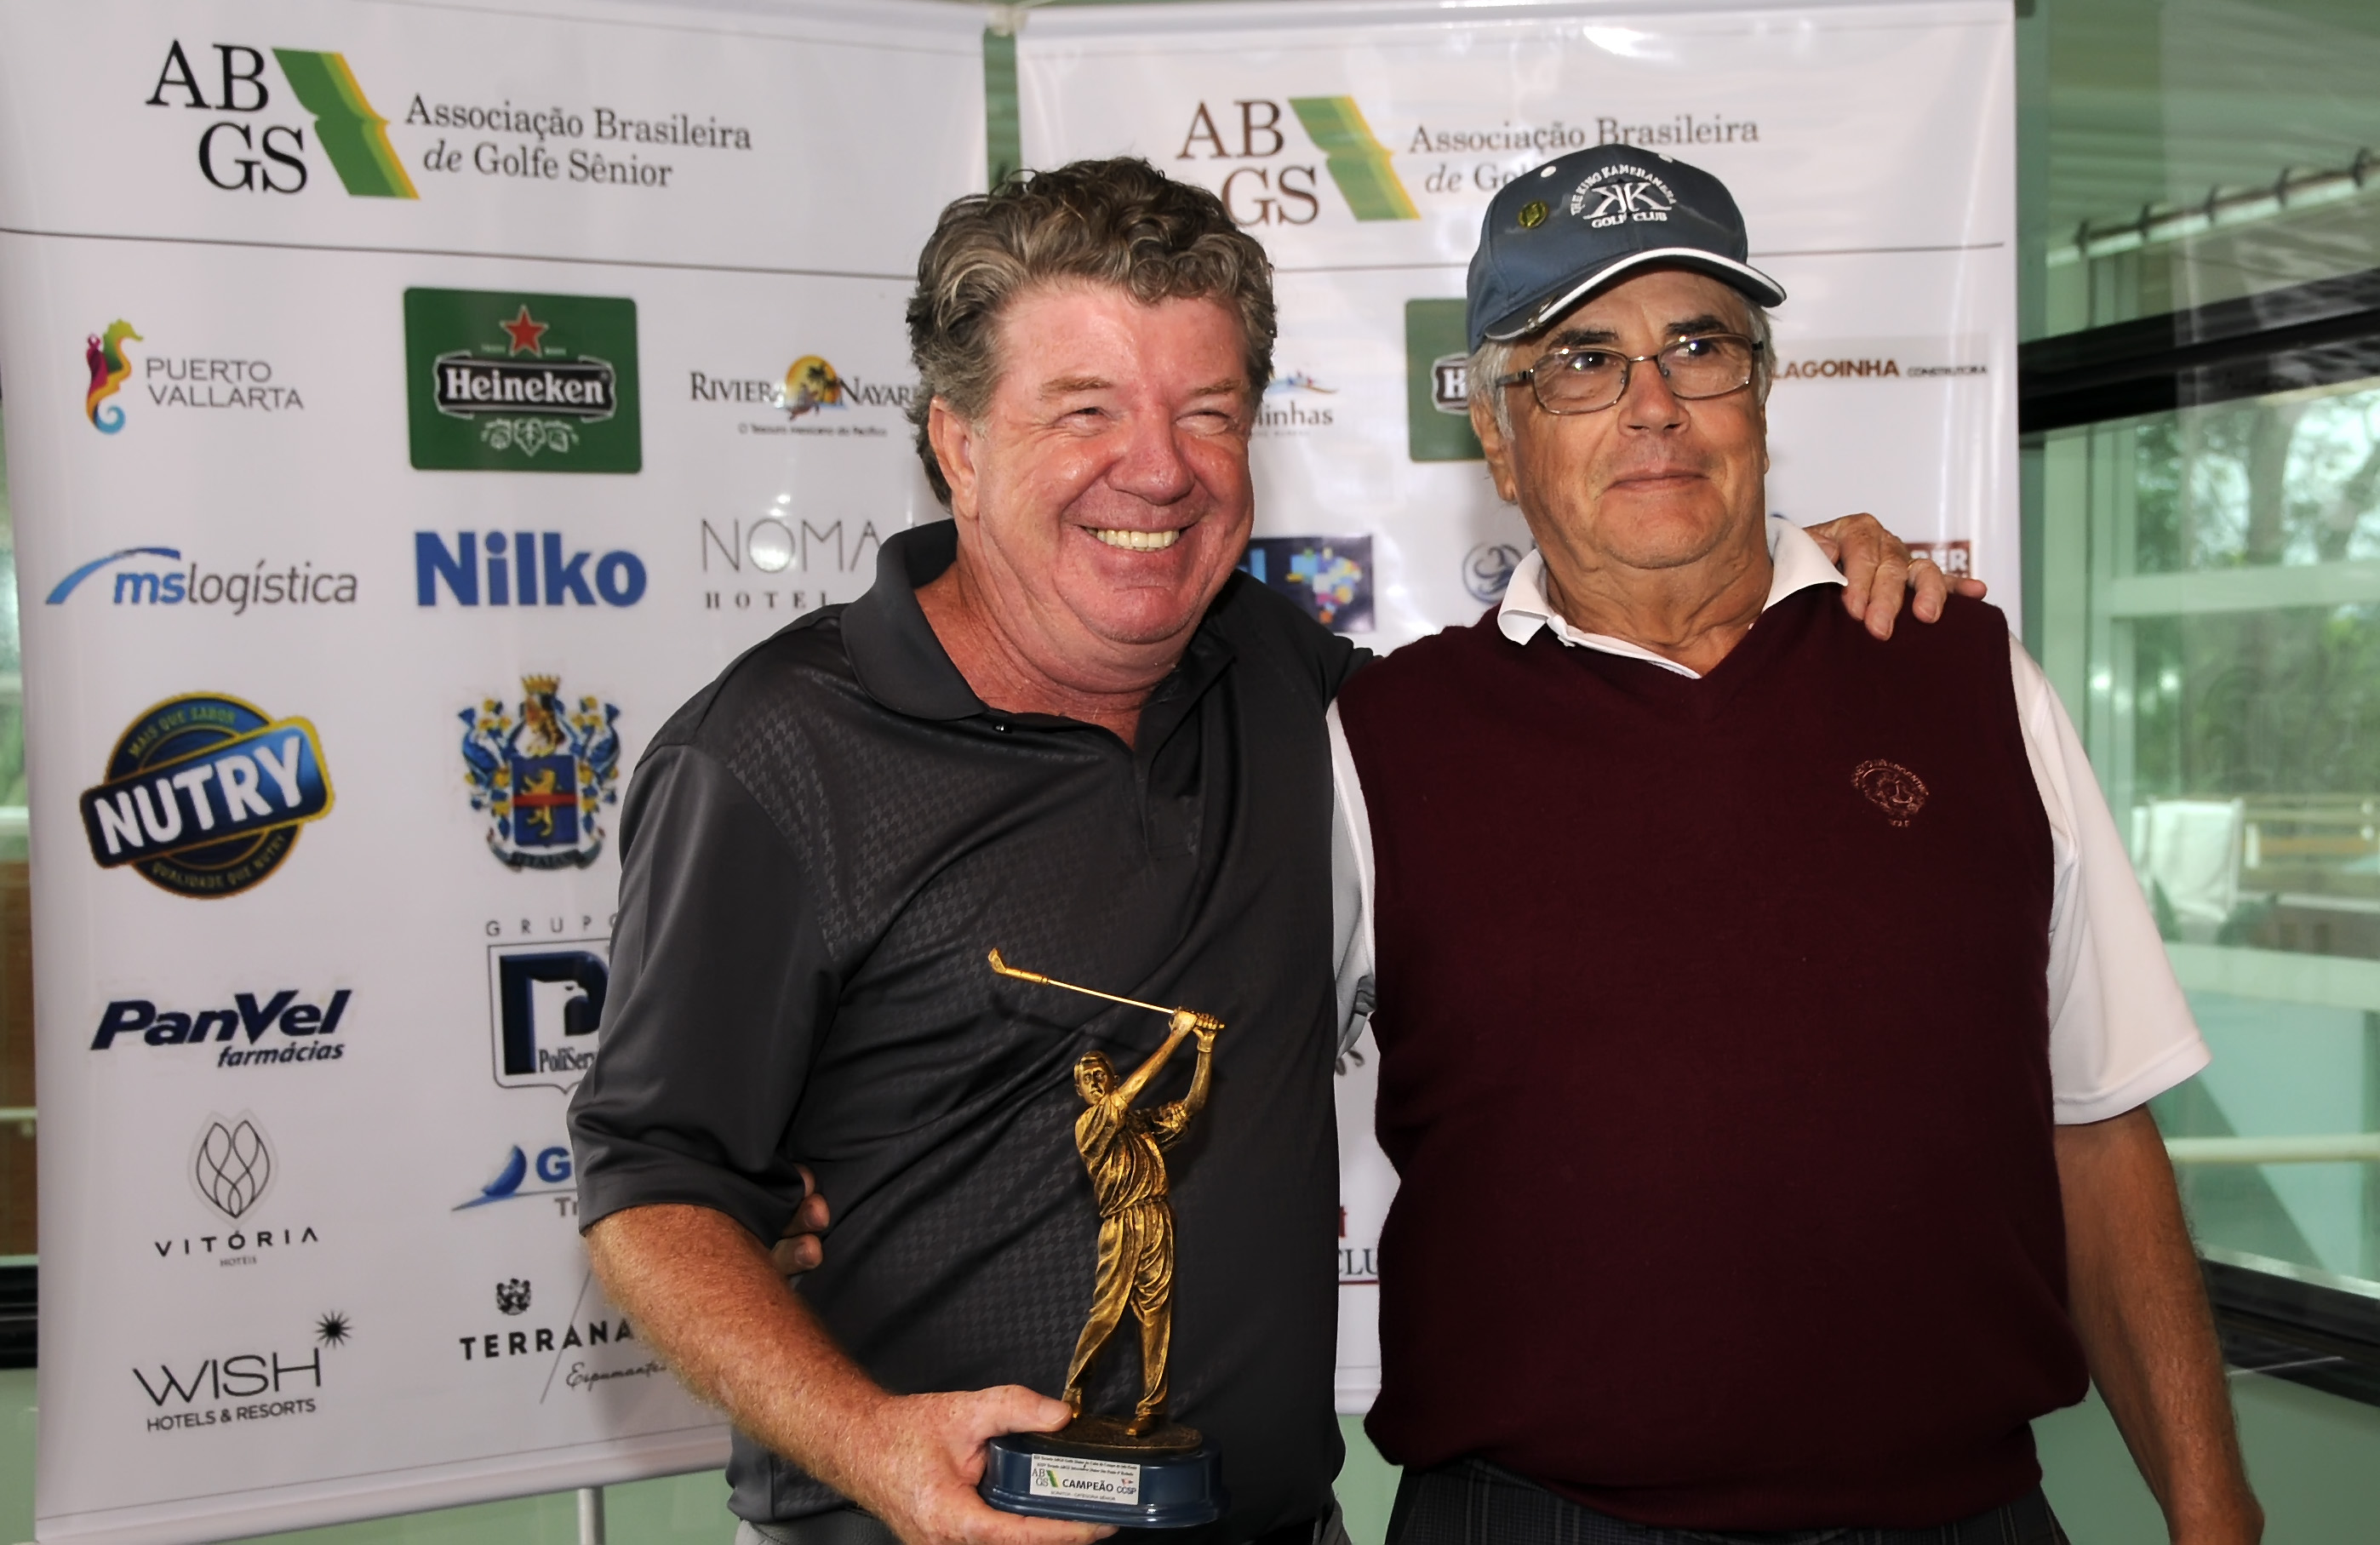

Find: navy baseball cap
<box><xmin>1466</xmin><ymin>146</ymin><xmax>1786</xmax><ymax>352</ymax></box>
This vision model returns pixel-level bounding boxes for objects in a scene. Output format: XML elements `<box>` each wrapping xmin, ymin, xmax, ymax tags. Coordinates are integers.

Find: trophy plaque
<box><xmin>975</xmin><ymin>950</ymin><xmax>1228</xmax><ymax>1530</ymax></box>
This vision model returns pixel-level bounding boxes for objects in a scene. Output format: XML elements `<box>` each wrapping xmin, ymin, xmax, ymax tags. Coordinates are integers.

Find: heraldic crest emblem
<box><xmin>459</xmin><ymin>676</ymin><xmax>621</xmax><ymax>869</ymax></box>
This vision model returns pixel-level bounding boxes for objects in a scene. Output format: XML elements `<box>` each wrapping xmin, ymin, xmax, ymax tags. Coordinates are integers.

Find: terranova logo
<box><xmin>146</xmin><ymin>42</ymin><xmax>415</xmax><ymax>197</ymax></box>
<box><xmin>405</xmin><ymin>289</ymin><xmax>641</xmax><ymax>472</ymax></box>
<box><xmin>80</xmin><ymin>695</ymin><xmax>334</xmax><ymax>899</ymax></box>
<box><xmin>1178</xmin><ymin>96</ymin><xmax>1417</xmax><ymax>226</ymax></box>
<box><xmin>458</xmin><ymin>676</ymin><xmax>623</xmax><ymax>870</ymax></box>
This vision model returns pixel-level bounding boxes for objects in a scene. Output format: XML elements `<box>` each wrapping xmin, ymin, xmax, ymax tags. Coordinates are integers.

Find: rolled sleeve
<box><xmin>569</xmin><ymin>741</ymin><xmax>835</xmax><ymax>1243</ymax></box>
<box><xmin>2013</xmin><ymin>639</ymin><xmax>2213</xmax><ymax>1124</ymax></box>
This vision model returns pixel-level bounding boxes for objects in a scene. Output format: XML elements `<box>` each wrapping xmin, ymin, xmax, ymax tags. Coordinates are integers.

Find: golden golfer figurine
<box><xmin>977</xmin><ymin>949</ymin><xmax>1230</xmax><ymax>1528</ymax></box>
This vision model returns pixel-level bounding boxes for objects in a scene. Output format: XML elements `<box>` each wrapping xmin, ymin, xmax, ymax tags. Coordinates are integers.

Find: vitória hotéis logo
<box><xmin>157</xmin><ymin>1112</ymin><xmax>323</xmax><ymax>1267</ymax></box>
<box><xmin>460</xmin><ymin>676</ymin><xmax>621</xmax><ymax>870</ymax></box>
<box><xmin>48</xmin><ymin>549</ymin><xmax>358</xmax><ymax>614</ymax></box>
<box><xmin>80</xmin><ymin>695</ymin><xmax>334</xmax><ymax>899</ymax></box>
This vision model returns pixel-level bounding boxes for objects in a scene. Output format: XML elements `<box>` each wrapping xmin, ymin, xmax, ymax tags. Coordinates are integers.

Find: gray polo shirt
<box><xmin>570</xmin><ymin>520</ymin><xmax>1358</xmax><ymax>1542</ymax></box>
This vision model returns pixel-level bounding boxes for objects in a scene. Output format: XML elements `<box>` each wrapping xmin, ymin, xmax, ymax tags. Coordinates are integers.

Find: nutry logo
<box><xmin>80</xmin><ymin>695</ymin><xmax>333</xmax><ymax>900</ymax></box>
<box><xmin>415</xmin><ymin>533</ymin><xmax>647</xmax><ymax>608</ymax></box>
<box><xmin>135</xmin><ymin>1312</ymin><xmax>348</xmax><ymax>1433</ymax></box>
<box><xmin>94</xmin><ymin>988</ymin><xmax>352</xmax><ymax>1067</ymax></box>
<box><xmin>405</xmin><ymin>289</ymin><xmax>641</xmax><ymax>472</ymax></box>
<box><xmin>1178</xmin><ymin>97</ymin><xmax>1416</xmax><ymax>225</ymax></box>
<box><xmin>689</xmin><ymin>355</ymin><xmax>916</xmax><ymax>439</ymax></box>
<box><xmin>49</xmin><ymin>548</ymin><xmax>358</xmax><ymax>614</ymax></box>
<box><xmin>146</xmin><ymin>42</ymin><xmax>414</xmax><ymax>197</ymax></box>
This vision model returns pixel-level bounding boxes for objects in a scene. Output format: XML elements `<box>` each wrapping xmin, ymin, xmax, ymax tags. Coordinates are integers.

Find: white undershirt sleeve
<box><xmin>1326</xmin><ymin>702</ymin><xmax>1377</xmax><ymax>1058</ymax></box>
<box><xmin>2012</xmin><ymin>637</ymin><xmax>2213</xmax><ymax>1123</ymax></box>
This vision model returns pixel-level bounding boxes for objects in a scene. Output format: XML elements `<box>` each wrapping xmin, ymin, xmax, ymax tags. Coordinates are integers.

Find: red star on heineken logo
<box><xmin>498</xmin><ymin>306</ymin><xmax>549</xmax><ymax>357</ymax></box>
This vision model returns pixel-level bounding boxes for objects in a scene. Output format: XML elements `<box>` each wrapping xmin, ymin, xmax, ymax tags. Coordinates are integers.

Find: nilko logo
<box><xmin>1177</xmin><ymin>96</ymin><xmax>1417</xmax><ymax>226</ymax></box>
<box><xmin>146</xmin><ymin>42</ymin><xmax>415</xmax><ymax>198</ymax></box>
<box><xmin>86</xmin><ymin>320</ymin><xmax>142</xmax><ymax>433</ymax></box>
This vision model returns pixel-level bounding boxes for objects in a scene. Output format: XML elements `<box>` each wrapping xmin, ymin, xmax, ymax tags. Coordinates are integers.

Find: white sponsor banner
<box><xmin>1019</xmin><ymin>0</ymin><xmax>2016</xmax><ymax>1411</ymax></box>
<box><xmin>1</xmin><ymin>2</ymin><xmax>979</xmax><ymax>1540</ymax></box>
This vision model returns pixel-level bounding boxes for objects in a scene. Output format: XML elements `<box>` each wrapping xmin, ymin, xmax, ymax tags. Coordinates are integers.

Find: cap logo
<box><xmin>1568</xmin><ymin>165</ymin><xmax>1676</xmax><ymax>230</ymax></box>
<box><xmin>1517</xmin><ymin>200</ymin><xmax>1548</xmax><ymax>228</ymax></box>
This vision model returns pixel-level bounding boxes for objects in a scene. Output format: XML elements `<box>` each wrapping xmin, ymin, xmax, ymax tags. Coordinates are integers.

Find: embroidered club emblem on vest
<box><xmin>1852</xmin><ymin>759</ymin><xmax>1929</xmax><ymax>827</ymax></box>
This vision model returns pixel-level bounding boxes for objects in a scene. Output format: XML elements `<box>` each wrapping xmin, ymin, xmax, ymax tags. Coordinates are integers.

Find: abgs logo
<box><xmin>1178</xmin><ymin>96</ymin><xmax>1419</xmax><ymax>226</ymax></box>
<box><xmin>489</xmin><ymin>941</ymin><xmax>608</xmax><ymax>1092</ymax></box>
<box><xmin>146</xmin><ymin>42</ymin><xmax>415</xmax><ymax>197</ymax></box>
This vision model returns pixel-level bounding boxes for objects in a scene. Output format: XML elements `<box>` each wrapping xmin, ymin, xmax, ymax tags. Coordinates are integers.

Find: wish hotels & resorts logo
<box><xmin>79</xmin><ymin>694</ymin><xmax>334</xmax><ymax>899</ymax></box>
<box><xmin>405</xmin><ymin>289</ymin><xmax>641</xmax><ymax>472</ymax></box>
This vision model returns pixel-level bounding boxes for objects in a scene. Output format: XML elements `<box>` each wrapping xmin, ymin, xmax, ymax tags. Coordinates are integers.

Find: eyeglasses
<box><xmin>1494</xmin><ymin>333</ymin><xmax>1762</xmax><ymax>416</ymax></box>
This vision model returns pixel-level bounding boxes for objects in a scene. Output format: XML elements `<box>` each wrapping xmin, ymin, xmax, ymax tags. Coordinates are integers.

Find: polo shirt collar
<box><xmin>842</xmin><ymin>520</ymin><xmax>985</xmax><ymax>721</ymax></box>
<box><xmin>1495</xmin><ymin>515</ymin><xmax>1845</xmax><ymax>679</ymax></box>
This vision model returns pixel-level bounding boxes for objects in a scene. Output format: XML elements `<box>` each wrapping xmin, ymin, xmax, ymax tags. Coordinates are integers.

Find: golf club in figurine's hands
<box><xmin>975</xmin><ymin>950</ymin><xmax>1229</xmax><ymax>1529</ymax></box>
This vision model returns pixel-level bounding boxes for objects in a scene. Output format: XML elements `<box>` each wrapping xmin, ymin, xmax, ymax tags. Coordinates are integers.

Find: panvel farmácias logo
<box><xmin>405</xmin><ymin>289</ymin><xmax>642</xmax><ymax>472</ymax></box>
<box><xmin>146</xmin><ymin>42</ymin><xmax>414</xmax><ymax>197</ymax></box>
<box><xmin>1178</xmin><ymin>97</ymin><xmax>1417</xmax><ymax>226</ymax></box>
<box><xmin>79</xmin><ymin>695</ymin><xmax>334</xmax><ymax>900</ymax></box>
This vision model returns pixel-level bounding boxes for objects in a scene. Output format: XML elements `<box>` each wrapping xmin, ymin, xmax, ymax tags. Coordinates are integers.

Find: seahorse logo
<box><xmin>85</xmin><ymin>319</ymin><xmax>141</xmax><ymax>434</ymax></box>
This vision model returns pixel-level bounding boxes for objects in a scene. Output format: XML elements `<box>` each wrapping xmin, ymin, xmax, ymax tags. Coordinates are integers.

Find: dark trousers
<box><xmin>1387</xmin><ymin>1460</ymin><xmax>2070</xmax><ymax>1545</ymax></box>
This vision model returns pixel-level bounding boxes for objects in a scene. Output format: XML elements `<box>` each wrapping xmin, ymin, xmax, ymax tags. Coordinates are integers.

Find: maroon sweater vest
<box><xmin>1337</xmin><ymin>589</ymin><xmax>2084</xmax><ymax>1530</ymax></box>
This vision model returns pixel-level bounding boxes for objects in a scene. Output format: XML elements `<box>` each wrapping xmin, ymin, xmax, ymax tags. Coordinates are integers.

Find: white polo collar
<box><xmin>1495</xmin><ymin>516</ymin><xmax>1847</xmax><ymax>680</ymax></box>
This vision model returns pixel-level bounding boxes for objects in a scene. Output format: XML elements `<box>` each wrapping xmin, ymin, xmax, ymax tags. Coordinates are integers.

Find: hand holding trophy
<box><xmin>977</xmin><ymin>951</ymin><xmax>1229</xmax><ymax>1529</ymax></box>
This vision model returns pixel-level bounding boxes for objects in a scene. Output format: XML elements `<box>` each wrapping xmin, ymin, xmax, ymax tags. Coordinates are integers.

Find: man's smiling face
<box><xmin>1480</xmin><ymin>268</ymin><xmax>1769</xmax><ymax>581</ymax></box>
<box><xmin>941</xmin><ymin>282</ymin><xmax>1256</xmax><ymax>663</ymax></box>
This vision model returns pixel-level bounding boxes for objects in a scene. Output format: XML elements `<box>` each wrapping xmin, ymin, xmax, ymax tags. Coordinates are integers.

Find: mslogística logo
<box><xmin>49</xmin><ymin>549</ymin><xmax>358</xmax><ymax>613</ymax></box>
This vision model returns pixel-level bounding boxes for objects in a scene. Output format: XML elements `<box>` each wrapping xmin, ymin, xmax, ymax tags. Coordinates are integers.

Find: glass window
<box><xmin>2038</xmin><ymin>367</ymin><xmax>2380</xmax><ymax>1368</ymax></box>
<box><xmin>0</xmin><ymin>426</ymin><xmax>30</xmax><ymax>1269</ymax></box>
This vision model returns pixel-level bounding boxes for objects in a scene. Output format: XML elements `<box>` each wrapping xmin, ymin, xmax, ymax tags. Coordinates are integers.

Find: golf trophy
<box><xmin>975</xmin><ymin>949</ymin><xmax>1229</xmax><ymax>1529</ymax></box>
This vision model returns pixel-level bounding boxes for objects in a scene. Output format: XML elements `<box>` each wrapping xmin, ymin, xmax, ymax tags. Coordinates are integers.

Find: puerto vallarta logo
<box><xmin>458</xmin><ymin>676</ymin><xmax>623</xmax><ymax>870</ymax></box>
<box><xmin>406</xmin><ymin>289</ymin><xmax>640</xmax><ymax>472</ymax></box>
<box><xmin>86</xmin><ymin>320</ymin><xmax>142</xmax><ymax>433</ymax></box>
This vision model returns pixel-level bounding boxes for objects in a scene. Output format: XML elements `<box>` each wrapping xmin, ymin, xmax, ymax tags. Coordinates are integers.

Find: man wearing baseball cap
<box><xmin>1330</xmin><ymin>147</ymin><xmax>2263</xmax><ymax>1543</ymax></box>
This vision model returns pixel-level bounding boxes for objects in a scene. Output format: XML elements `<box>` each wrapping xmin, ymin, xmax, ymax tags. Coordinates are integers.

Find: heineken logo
<box><xmin>405</xmin><ymin>290</ymin><xmax>640</xmax><ymax>473</ymax></box>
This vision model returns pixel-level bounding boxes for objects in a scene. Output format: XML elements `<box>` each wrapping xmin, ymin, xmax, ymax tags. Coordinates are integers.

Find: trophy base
<box><xmin>979</xmin><ymin>1422</ymin><xmax>1226</xmax><ymax>1529</ymax></box>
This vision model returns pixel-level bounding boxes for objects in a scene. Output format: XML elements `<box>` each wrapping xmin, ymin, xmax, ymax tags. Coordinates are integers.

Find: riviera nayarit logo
<box><xmin>86</xmin><ymin>320</ymin><xmax>141</xmax><ymax>433</ymax></box>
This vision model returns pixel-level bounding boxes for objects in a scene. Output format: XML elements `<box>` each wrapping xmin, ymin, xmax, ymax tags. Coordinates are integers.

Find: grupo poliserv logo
<box><xmin>79</xmin><ymin>695</ymin><xmax>334</xmax><ymax>899</ymax></box>
<box><xmin>1178</xmin><ymin>96</ymin><xmax>1418</xmax><ymax>226</ymax></box>
<box><xmin>405</xmin><ymin>289</ymin><xmax>641</xmax><ymax>472</ymax></box>
<box><xmin>489</xmin><ymin>939</ymin><xmax>608</xmax><ymax>1093</ymax></box>
<box><xmin>145</xmin><ymin>42</ymin><xmax>415</xmax><ymax>197</ymax></box>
